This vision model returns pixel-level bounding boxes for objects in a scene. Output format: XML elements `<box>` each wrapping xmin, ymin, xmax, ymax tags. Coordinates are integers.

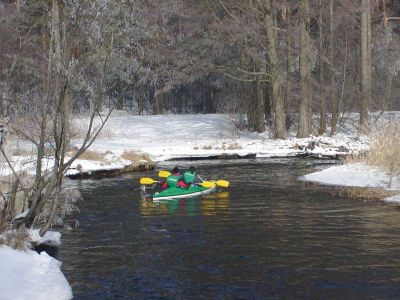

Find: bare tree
<box><xmin>297</xmin><ymin>0</ymin><xmax>312</xmax><ymax>138</ymax></box>
<box><xmin>264</xmin><ymin>0</ymin><xmax>286</xmax><ymax>138</ymax></box>
<box><xmin>318</xmin><ymin>0</ymin><xmax>326</xmax><ymax>135</ymax></box>
<box><xmin>360</xmin><ymin>0</ymin><xmax>371</xmax><ymax>133</ymax></box>
<box><xmin>0</xmin><ymin>0</ymin><xmax>121</xmax><ymax>236</ymax></box>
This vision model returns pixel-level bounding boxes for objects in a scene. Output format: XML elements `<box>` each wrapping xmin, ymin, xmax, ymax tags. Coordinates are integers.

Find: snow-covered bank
<box><xmin>0</xmin><ymin>246</ymin><xmax>72</xmax><ymax>300</ymax></box>
<box><xmin>3</xmin><ymin>110</ymin><xmax>396</xmax><ymax>180</ymax></box>
<box><xmin>71</xmin><ymin>111</ymin><xmax>371</xmax><ymax>162</ymax></box>
<box><xmin>300</xmin><ymin>163</ymin><xmax>400</xmax><ymax>203</ymax></box>
<box><xmin>3</xmin><ymin>111</ymin><xmax>374</xmax><ymax>178</ymax></box>
<box><xmin>7</xmin><ymin>109</ymin><xmax>396</xmax><ymax>181</ymax></box>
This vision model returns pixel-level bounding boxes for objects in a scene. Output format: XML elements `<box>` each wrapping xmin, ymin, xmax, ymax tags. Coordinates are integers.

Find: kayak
<box><xmin>153</xmin><ymin>185</ymin><xmax>216</xmax><ymax>200</ymax></box>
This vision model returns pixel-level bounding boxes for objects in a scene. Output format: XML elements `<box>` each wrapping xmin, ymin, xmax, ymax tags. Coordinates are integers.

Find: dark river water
<box><xmin>58</xmin><ymin>159</ymin><xmax>400</xmax><ymax>299</ymax></box>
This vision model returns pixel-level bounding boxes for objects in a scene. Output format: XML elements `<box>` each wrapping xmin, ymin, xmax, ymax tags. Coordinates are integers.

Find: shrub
<box><xmin>121</xmin><ymin>150</ymin><xmax>153</xmax><ymax>163</ymax></box>
<box><xmin>345</xmin><ymin>121</ymin><xmax>400</xmax><ymax>174</ymax></box>
<box><xmin>71</xmin><ymin>150</ymin><xmax>107</xmax><ymax>161</ymax></box>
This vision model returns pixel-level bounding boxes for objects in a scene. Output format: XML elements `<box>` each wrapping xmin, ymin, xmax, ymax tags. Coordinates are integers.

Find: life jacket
<box><xmin>166</xmin><ymin>175</ymin><xmax>181</xmax><ymax>188</ymax></box>
<box><xmin>183</xmin><ymin>171</ymin><xmax>196</xmax><ymax>184</ymax></box>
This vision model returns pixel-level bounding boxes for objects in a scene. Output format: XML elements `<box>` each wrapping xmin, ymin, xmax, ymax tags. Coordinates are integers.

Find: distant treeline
<box><xmin>1</xmin><ymin>0</ymin><xmax>400</xmax><ymax>137</ymax></box>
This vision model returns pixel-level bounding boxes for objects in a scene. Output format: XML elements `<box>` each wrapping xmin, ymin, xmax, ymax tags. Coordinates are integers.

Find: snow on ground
<box><xmin>29</xmin><ymin>229</ymin><xmax>62</xmax><ymax>247</ymax></box>
<box><xmin>0</xmin><ymin>246</ymin><xmax>72</xmax><ymax>300</ymax></box>
<box><xmin>0</xmin><ymin>150</ymin><xmax>133</xmax><ymax>177</ymax></box>
<box><xmin>6</xmin><ymin>110</ymin><xmax>400</xmax><ymax>177</ymax></box>
<box><xmin>3</xmin><ymin>111</ymin><xmax>373</xmax><ymax>176</ymax></box>
<box><xmin>300</xmin><ymin>163</ymin><xmax>400</xmax><ymax>190</ymax></box>
<box><xmin>299</xmin><ymin>162</ymin><xmax>400</xmax><ymax>203</ymax></box>
<box><xmin>383</xmin><ymin>195</ymin><xmax>400</xmax><ymax>204</ymax></box>
<box><xmin>71</xmin><ymin>111</ymin><xmax>373</xmax><ymax>163</ymax></box>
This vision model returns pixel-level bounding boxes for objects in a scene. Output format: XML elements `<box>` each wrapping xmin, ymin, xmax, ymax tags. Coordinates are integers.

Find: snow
<box><xmin>70</xmin><ymin>111</ymin><xmax>371</xmax><ymax>163</ymax></box>
<box><xmin>300</xmin><ymin>162</ymin><xmax>400</xmax><ymax>203</ymax></box>
<box><xmin>0</xmin><ymin>151</ymin><xmax>135</xmax><ymax>177</ymax></box>
<box><xmin>0</xmin><ymin>246</ymin><xmax>72</xmax><ymax>300</ymax></box>
<box><xmin>0</xmin><ymin>111</ymin><xmax>375</xmax><ymax>177</ymax></box>
<box><xmin>13</xmin><ymin>209</ymin><xmax>29</xmax><ymax>220</ymax></box>
<box><xmin>29</xmin><ymin>229</ymin><xmax>62</xmax><ymax>247</ymax></box>
<box><xmin>384</xmin><ymin>194</ymin><xmax>400</xmax><ymax>204</ymax></box>
<box><xmin>300</xmin><ymin>163</ymin><xmax>400</xmax><ymax>190</ymax></box>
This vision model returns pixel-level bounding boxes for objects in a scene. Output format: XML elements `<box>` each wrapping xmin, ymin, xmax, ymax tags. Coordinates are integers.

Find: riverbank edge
<box><xmin>64</xmin><ymin>150</ymin><xmax>346</xmax><ymax>180</ymax></box>
<box><xmin>66</xmin><ymin>160</ymin><xmax>155</xmax><ymax>179</ymax></box>
<box><xmin>299</xmin><ymin>163</ymin><xmax>400</xmax><ymax>204</ymax></box>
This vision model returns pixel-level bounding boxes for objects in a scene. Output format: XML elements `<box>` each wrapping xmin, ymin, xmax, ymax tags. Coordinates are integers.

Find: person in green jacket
<box><xmin>183</xmin><ymin>166</ymin><xmax>202</xmax><ymax>186</ymax></box>
<box><xmin>162</xmin><ymin>167</ymin><xmax>189</xmax><ymax>189</ymax></box>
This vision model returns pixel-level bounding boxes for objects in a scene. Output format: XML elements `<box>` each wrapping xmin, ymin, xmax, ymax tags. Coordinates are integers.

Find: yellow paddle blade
<box><xmin>158</xmin><ymin>170</ymin><xmax>171</xmax><ymax>178</ymax></box>
<box><xmin>216</xmin><ymin>180</ymin><xmax>230</xmax><ymax>188</ymax></box>
<box><xmin>140</xmin><ymin>177</ymin><xmax>156</xmax><ymax>185</ymax></box>
<box><xmin>199</xmin><ymin>181</ymin><xmax>216</xmax><ymax>189</ymax></box>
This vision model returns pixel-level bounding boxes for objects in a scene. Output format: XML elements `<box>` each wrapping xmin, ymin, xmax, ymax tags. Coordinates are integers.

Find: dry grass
<box><xmin>344</xmin><ymin>122</ymin><xmax>400</xmax><ymax>174</ymax></box>
<box><xmin>341</xmin><ymin>122</ymin><xmax>400</xmax><ymax>198</ymax></box>
<box><xmin>202</xmin><ymin>145</ymin><xmax>213</xmax><ymax>150</ymax></box>
<box><xmin>338</xmin><ymin>186</ymin><xmax>395</xmax><ymax>202</ymax></box>
<box><xmin>71</xmin><ymin>150</ymin><xmax>107</xmax><ymax>161</ymax></box>
<box><xmin>121</xmin><ymin>150</ymin><xmax>153</xmax><ymax>164</ymax></box>
<box><xmin>227</xmin><ymin>143</ymin><xmax>242</xmax><ymax>150</ymax></box>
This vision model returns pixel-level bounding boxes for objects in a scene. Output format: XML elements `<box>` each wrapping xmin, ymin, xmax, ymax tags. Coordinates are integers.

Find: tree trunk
<box><xmin>265</xmin><ymin>0</ymin><xmax>286</xmax><ymax>139</ymax></box>
<box><xmin>116</xmin><ymin>93</ymin><xmax>124</xmax><ymax>110</ymax></box>
<box><xmin>285</xmin><ymin>0</ymin><xmax>292</xmax><ymax>131</ymax></box>
<box><xmin>297</xmin><ymin>0</ymin><xmax>312</xmax><ymax>138</ymax></box>
<box><xmin>318</xmin><ymin>0</ymin><xmax>326</xmax><ymax>135</ymax></box>
<box><xmin>208</xmin><ymin>88</ymin><xmax>214</xmax><ymax>114</ymax></box>
<box><xmin>329</xmin><ymin>0</ymin><xmax>338</xmax><ymax>136</ymax></box>
<box><xmin>360</xmin><ymin>0</ymin><xmax>371</xmax><ymax>133</ymax></box>
<box><xmin>382</xmin><ymin>0</ymin><xmax>388</xmax><ymax>28</ymax></box>
<box><xmin>241</xmin><ymin>53</ymin><xmax>260</xmax><ymax>132</ymax></box>
<box><xmin>154</xmin><ymin>91</ymin><xmax>164</xmax><ymax>115</ymax></box>
<box><xmin>40</xmin><ymin>0</ymin><xmax>68</xmax><ymax>236</ymax></box>
<box><xmin>246</xmin><ymin>80</ymin><xmax>257</xmax><ymax>131</ymax></box>
<box><xmin>0</xmin><ymin>92</ymin><xmax>3</xmax><ymax>117</ymax></box>
<box><xmin>255</xmin><ymin>78</ymin><xmax>265</xmax><ymax>133</ymax></box>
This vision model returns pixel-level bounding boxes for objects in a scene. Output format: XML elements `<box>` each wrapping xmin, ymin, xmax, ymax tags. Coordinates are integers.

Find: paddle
<box><xmin>158</xmin><ymin>170</ymin><xmax>230</xmax><ymax>188</ymax></box>
<box><xmin>158</xmin><ymin>170</ymin><xmax>171</xmax><ymax>178</ymax></box>
<box><xmin>199</xmin><ymin>181</ymin><xmax>216</xmax><ymax>189</ymax></box>
<box><xmin>215</xmin><ymin>180</ymin><xmax>230</xmax><ymax>188</ymax></box>
<box><xmin>140</xmin><ymin>177</ymin><xmax>159</xmax><ymax>185</ymax></box>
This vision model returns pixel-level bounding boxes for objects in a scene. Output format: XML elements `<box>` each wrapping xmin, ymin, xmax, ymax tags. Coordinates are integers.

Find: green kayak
<box><xmin>153</xmin><ymin>185</ymin><xmax>216</xmax><ymax>200</ymax></box>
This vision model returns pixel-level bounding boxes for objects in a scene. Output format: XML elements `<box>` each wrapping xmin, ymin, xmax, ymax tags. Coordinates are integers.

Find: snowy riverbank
<box><xmin>300</xmin><ymin>163</ymin><xmax>400</xmax><ymax>204</ymax></box>
<box><xmin>0</xmin><ymin>229</ymin><xmax>70</xmax><ymax>300</ymax></box>
<box><xmin>2</xmin><ymin>110</ymin><xmax>377</xmax><ymax>178</ymax></box>
<box><xmin>71</xmin><ymin>111</ymin><xmax>372</xmax><ymax>162</ymax></box>
<box><xmin>0</xmin><ymin>246</ymin><xmax>72</xmax><ymax>300</ymax></box>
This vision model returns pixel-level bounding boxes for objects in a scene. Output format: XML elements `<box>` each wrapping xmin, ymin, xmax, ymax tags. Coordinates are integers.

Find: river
<box><xmin>58</xmin><ymin>159</ymin><xmax>400</xmax><ymax>299</ymax></box>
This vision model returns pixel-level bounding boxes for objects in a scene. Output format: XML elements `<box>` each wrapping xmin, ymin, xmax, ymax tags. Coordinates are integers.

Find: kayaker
<box><xmin>183</xmin><ymin>166</ymin><xmax>203</xmax><ymax>186</ymax></box>
<box><xmin>161</xmin><ymin>166</ymin><xmax>189</xmax><ymax>189</ymax></box>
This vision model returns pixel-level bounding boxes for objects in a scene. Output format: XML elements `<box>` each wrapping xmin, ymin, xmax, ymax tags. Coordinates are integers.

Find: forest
<box><xmin>1</xmin><ymin>0</ymin><xmax>399</xmax><ymax>139</ymax></box>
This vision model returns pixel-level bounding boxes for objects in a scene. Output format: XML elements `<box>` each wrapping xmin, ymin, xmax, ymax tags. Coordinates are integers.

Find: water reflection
<box><xmin>140</xmin><ymin>192</ymin><xmax>230</xmax><ymax>217</ymax></box>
